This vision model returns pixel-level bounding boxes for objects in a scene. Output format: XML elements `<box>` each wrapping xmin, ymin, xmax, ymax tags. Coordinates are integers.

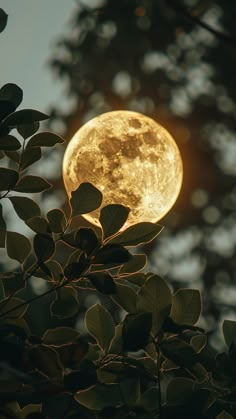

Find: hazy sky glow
<box><xmin>1</xmin><ymin>0</ymin><xmax>75</xmax><ymax>112</ymax></box>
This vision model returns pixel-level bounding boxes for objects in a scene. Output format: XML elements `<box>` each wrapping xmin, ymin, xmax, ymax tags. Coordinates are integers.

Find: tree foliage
<box><xmin>1</xmin><ymin>7</ymin><xmax>236</xmax><ymax>419</ymax></box>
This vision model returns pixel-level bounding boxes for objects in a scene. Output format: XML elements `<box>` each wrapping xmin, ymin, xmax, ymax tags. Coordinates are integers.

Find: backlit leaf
<box><xmin>0</xmin><ymin>135</ymin><xmax>21</xmax><ymax>151</ymax></box>
<box><xmin>119</xmin><ymin>253</ymin><xmax>147</xmax><ymax>275</ymax></box>
<box><xmin>6</xmin><ymin>231</ymin><xmax>31</xmax><ymax>263</ymax></box>
<box><xmin>50</xmin><ymin>286</ymin><xmax>79</xmax><ymax>318</ymax></box>
<box><xmin>166</xmin><ymin>377</ymin><xmax>194</xmax><ymax>405</ymax></box>
<box><xmin>108</xmin><ymin>222</ymin><xmax>163</xmax><ymax>246</ymax></box>
<box><xmin>87</xmin><ymin>272</ymin><xmax>116</xmax><ymax>294</ymax></box>
<box><xmin>33</xmin><ymin>233</ymin><xmax>55</xmax><ymax>261</ymax></box>
<box><xmin>13</xmin><ymin>175</ymin><xmax>51</xmax><ymax>193</ymax></box>
<box><xmin>111</xmin><ymin>282</ymin><xmax>137</xmax><ymax>313</ymax></box>
<box><xmin>0</xmin><ymin>297</ymin><xmax>28</xmax><ymax>319</ymax></box>
<box><xmin>20</xmin><ymin>146</ymin><xmax>41</xmax><ymax>170</ymax></box>
<box><xmin>47</xmin><ymin>208</ymin><xmax>67</xmax><ymax>233</ymax></box>
<box><xmin>223</xmin><ymin>319</ymin><xmax>236</xmax><ymax>347</ymax></box>
<box><xmin>3</xmin><ymin>109</ymin><xmax>49</xmax><ymax>127</ymax></box>
<box><xmin>0</xmin><ymin>9</ymin><xmax>8</xmax><ymax>32</ymax></box>
<box><xmin>75</xmin><ymin>383</ymin><xmax>122</xmax><ymax>410</ymax></box>
<box><xmin>216</xmin><ymin>411</ymin><xmax>235</xmax><ymax>419</ymax></box>
<box><xmin>70</xmin><ymin>182</ymin><xmax>102</xmax><ymax>216</ymax></box>
<box><xmin>122</xmin><ymin>312</ymin><xmax>152</xmax><ymax>351</ymax></box>
<box><xmin>9</xmin><ymin>196</ymin><xmax>41</xmax><ymax>221</ymax></box>
<box><xmin>43</xmin><ymin>327</ymin><xmax>80</xmax><ymax>346</ymax></box>
<box><xmin>0</xmin><ymin>167</ymin><xmax>19</xmax><ymax>190</ymax></box>
<box><xmin>99</xmin><ymin>204</ymin><xmax>130</xmax><ymax>239</ymax></box>
<box><xmin>161</xmin><ymin>338</ymin><xmax>197</xmax><ymax>368</ymax></box>
<box><xmin>29</xmin><ymin>344</ymin><xmax>63</xmax><ymax>381</ymax></box>
<box><xmin>26</xmin><ymin>216</ymin><xmax>50</xmax><ymax>234</ymax></box>
<box><xmin>191</xmin><ymin>335</ymin><xmax>207</xmax><ymax>353</ymax></box>
<box><xmin>93</xmin><ymin>244</ymin><xmax>131</xmax><ymax>265</ymax></box>
<box><xmin>26</xmin><ymin>131</ymin><xmax>64</xmax><ymax>147</ymax></box>
<box><xmin>137</xmin><ymin>275</ymin><xmax>172</xmax><ymax>335</ymax></box>
<box><xmin>171</xmin><ymin>289</ymin><xmax>201</xmax><ymax>325</ymax></box>
<box><xmin>85</xmin><ymin>303</ymin><xmax>115</xmax><ymax>352</ymax></box>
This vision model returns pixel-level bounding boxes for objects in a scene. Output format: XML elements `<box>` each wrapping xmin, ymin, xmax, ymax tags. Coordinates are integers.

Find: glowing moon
<box><xmin>63</xmin><ymin>111</ymin><xmax>183</xmax><ymax>227</ymax></box>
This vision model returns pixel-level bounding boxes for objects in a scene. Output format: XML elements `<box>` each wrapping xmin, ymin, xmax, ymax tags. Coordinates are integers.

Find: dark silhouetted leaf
<box><xmin>137</xmin><ymin>275</ymin><xmax>172</xmax><ymax>335</ymax></box>
<box><xmin>111</xmin><ymin>282</ymin><xmax>137</xmax><ymax>313</ymax></box>
<box><xmin>119</xmin><ymin>253</ymin><xmax>147</xmax><ymax>275</ymax></box>
<box><xmin>0</xmin><ymin>203</ymin><xmax>6</xmax><ymax>230</ymax></box>
<box><xmin>70</xmin><ymin>182</ymin><xmax>102</xmax><ymax>216</ymax></box>
<box><xmin>50</xmin><ymin>286</ymin><xmax>79</xmax><ymax>318</ymax></box>
<box><xmin>191</xmin><ymin>335</ymin><xmax>207</xmax><ymax>353</ymax></box>
<box><xmin>75</xmin><ymin>383</ymin><xmax>122</xmax><ymax>409</ymax></box>
<box><xmin>85</xmin><ymin>303</ymin><xmax>115</xmax><ymax>351</ymax></box>
<box><xmin>87</xmin><ymin>272</ymin><xmax>116</xmax><ymax>294</ymax></box>
<box><xmin>166</xmin><ymin>377</ymin><xmax>194</xmax><ymax>405</ymax></box>
<box><xmin>43</xmin><ymin>327</ymin><xmax>80</xmax><ymax>346</ymax></box>
<box><xmin>9</xmin><ymin>196</ymin><xmax>41</xmax><ymax>221</ymax></box>
<box><xmin>74</xmin><ymin>227</ymin><xmax>99</xmax><ymax>254</ymax></box>
<box><xmin>34</xmin><ymin>260</ymin><xmax>63</xmax><ymax>281</ymax></box>
<box><xmin>99</xmin><ymin>204</ymin><xmax>130</xmax><ymax>239</ymax></box>
<box><xmin>3</xmin><ymin>109</ymin><xmax>49</xmax><ymax>127</ymax></box>
<box><xmin>93</xmin><ymin>244</ymin><xmax>131</xmax><ymax>265</ymax></box>
<box><xmin>64</xmin><ymin>253</ymin><xmax>87</xmax><ymax>280</ymax></box>
<box><xmin>64</xmin><ymin>362</ymin><xmax>97</xmax><ymax>391</ymax></box>
<box><xmin>0</xmin><ymin>167</ymin><xmax>19</xmax><ymax>190</ymax></box>
<box><xmin>13</xmin><ymin>175</ymin><xmax>51</xmax><ymax>193</ymax></box>
<box><xmin>29</xmin><ymin>344</ymin><xmax>63</xmax><ymax>381</ymax></box>
<box><xmin>215</xmin><ymin>412</ymin><xmax>234</xmax><ymax>419</ymax></box>
<box><xmin>139</xmin><ymin>386</ymin><xmax>159</xmax><ymax>413</ymax></box>
<box><xmin>0</xmin><ymin>83</ymin><xmax>22</xmax><ymax>109</ymax></box>
<box><xmin>19</xmin><ymin>405</ymin><xmax>41</xmax><ymax>418</ymax></box>
<box><xmin>26</xmin><ymin>216</ymin><xmax>50</xmax><ymax>234</ymax></box>
<box><xmin>171</xmin><ymin>289</ymin><xmax>201</xmax><ymax>326</ymax></box>
<box><xmin>0</xmin><ymin>272</ymin><xmax>24</xmax><ymax>297</ymax></box>
<box><xmin>223</xmin><ymin>320</ymin><xmax>236</xmax><ymax>347</ymax></box>
<box><xmin>0</xmin><ymin>151</ymin><xmax>4</xmax><ymax>159</ymax></box>
<box><xmin>4</xmin><ymin>150</ymin><xmax>20</xmax><ymax>163</ymax></box>
<box><xmin>20</xmin><ymin>146</ymin><xmax>41</xmax><ymax>170</ymax></box>
<box><xmin>26</xmin><ymin>131</ymin><xmax>64</xmax><ymax>147</ymax></box>
<box><xmin>47</xmin><ymin>208</ymin><xmax>67</xmax><ymax>233</ymax></box>
<box><xmin>0</xmin><ymin>230</ymin><xmax>5</xmax><ymax>248</ymax></box>
<box><xmin>0</xmin><ymin>297</ymin><xmax>28</xmax><ymax>319</ymax></box>
<box><xmin>108</xmin><ymin>222</ymin><xmax>163</xmax><ymax>246</ymax></box>
<box><xmin>120</xmin><ymin>378</ymin><xmax>140</xmax><ymax>407</ymax></box>
<box><xmin>0</xmin><ymin>9</ymin><xmax>8</xmax><ymax>32</ymax></box>
<box><xmin>33</xmin><ymin>233</ymin><xmax>55</xmax><ymax>261</ymax></box>
<box><xmin>161</xmin><ymin>338</ymin><xmax>198</xmax><ymax>368</ymax></box>
<box><xmin>6</xmin><ymin>231</ymin><xmax>31</xmax><ymax>263</ymax></box>
<box><xmin>17</xmin><ymin>121</ymin><xmax>39</xmax><ymax>139</ymax></box>
<box><xmin>0</xmin><ymin>135</ymin><xmax>21</xmax><ymax>151</ymax></box>
<box><xmin>122</xmin><ymin>312</ymin><xmax>152</xmax><ymax>351</ymax></box>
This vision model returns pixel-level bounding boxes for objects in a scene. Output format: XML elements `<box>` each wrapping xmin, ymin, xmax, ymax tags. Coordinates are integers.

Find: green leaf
<box><xmin>191</xmin><ymin>335</ymin><xmax>207</xmax><ymax>353</ymax></box>
<box><xmin>171</xmin><ymin>289</ymin><xmax>201</xmax><ymax>325</ymax></box>
<box><xmin>0</xmin><ymin>203</ymin><xmax>6</xmax><ymax>230</ymax></box>
<box><xmin>119</xmin><ymin>253</ymin><xmax>147</xmax><ymax>275</ymax></box>
<box><xmin>0</xmin><ymin>9</ymin><xmax>8</xmax><ymax>32</ymax></box>
<box><xmin>9</xmin><ymin>196</ymin><xmax>41</xmax><ymax>221</ymax></box>
<box><xmin>139</xmin><ymin>386</ymin><xmax>159</xmax><ymax>413</ymax></box>
<box><xmin>34</xmin><ymin>260</ymin><xmax>63</xmax><ymax>281</ymax></box>
<box><xmin>0</xmin><ymin>272</ymin><xmax>24</xmax><ymax>297</ymax></box>
<box><xmin>99</xmin><ymin>204</ymin><xmax>130</xmax><ymax>239</ymax></box>
<box><xmin>108</xmin><ymin>222</ymin><xmax>163</xmax><ymax>247</ymax></box>
<box><xmin>33</xmin><ymin>233</ymin><xmax>55</xmax><ymax>262</ymax></box>
<box><xmin>0</xmin><ymin>135</ymin><xmax>21</xmax><ymax>151</ymax></box>
<box><xmin>161</xmin><ymin>338</ymin><xmax>197</xmax><ymax>368</ymax></box>
<box><xmin>166</xmin><ymin>377</ymin><xmax>194</xmax><ymax>405</ymax></box>
<box><xmin>0</xmin><ymin>297</ymin><xmax>28</xmax><ymax>319</ymax></box>
<box><xmin>3</xmin><ymin>109</ymin><xmax>49</xmax><ymax>127</ymax></box>
<box><xmin>6</xmin><ymin>231</ymin><xmax>31</xmax><ymax>263</ymax></box>
<box><xmin>111</xmin><ymin>282</ymin><xmax>137</xmax><ymax>313</ymax></box>
<box><xmin>47</xmin><ymin>208</ymin><xmax>67</xmax><ymax>233</ymax></box>
<box><xmin>70</xmin><ymin>182</ymin><xmax>102</xmax><ymax>216</ymax></box>
<box><xmin>137</xmin><ymin>275</ymin><xmax>172</xmax><ymax>335</ymax></box>
<box><xmin>29</xmin><ymin>344</ymin><xmax>63</xmax><ymax>381</ymax></box>
<box><xmin>120</xmin><ymin>378</ymin><xmax>140</xmax><ymax>407</ymax></box>
<box><xmin>223</xmin><ymin>320</ymin><xmax>236</xmax><ymax>347</ymax></box>
<box><xmin>50</xmin><ymin>286</ymin><xmax>79</xmax><ymax>318</ymax></box>
<box><xmin>26</xmin><ymin>216</ymin><xmax>50</xmax><ymax>233</ymax></box>
<box><xmin>4</xmin><ymin>150</ymin><xmax>20</xmax><ymax>163</ymax></box>
<box><xmin>85</xmin><ymin>303</ymin><xmax>115</xmax><ymax>352</ymax></box>
<box><xmin>13</xmin><ymin>175</ymin><xmax>51</xmax><ymax>193</ymax></box>
<box><xmin>20</xmin><ymin>146</ymin><xmax>41</xmax><ymax>170</ymax></box>
<box><xmin>19</xmin><ymin>404</ymin><xmax>41</xmax><ymax>419</ymax></box>
<box><xmin>0</xmin><ymin>83</ymin><xmax>23</xmax><ymax>116</ymax></box>
<box><xmin>216</xmin><ymin>412</ymin><xmax>235</xmax><ymax>419</ymax></box>
<box><xmin>0</xmin><ymin>167</ymin><xmax>19</xmax><ymax>190</ymax></box>
<box><xmin>75</xmin><ymin>383</ymin><xmax>122</xmax><ymax>410</ymax></box>
<box><xmin>122</xmin><ymin>312</ymin><xmax>152</xmax><ymax>351</ymax></box>
<box><xmin>17</xmin><ymin>121</ymin><xmax>39</xmax><ymax>139</ymax></box>
<box><xmin>109</xmin><ymin>323</ymin><xmax>123</xmax><ymax>354</ymax></box>
<box><xmin>87</xmin><ymin>272</ymin><xmax>116</xmax><ymax>294</ymax></box>
<box><xmin>26</xmin><ymin>131</ymin><xmax>64</xmax><ymax>147</ymax></box>
<box><xmin>93</xmin><ymin>244</ymin><xmax>131</xmax><ymax>265</ymax></box>
<box><xmin>42</xmin><ymin>327</ymin><xmax>80</xmax><ymax>346</ymax></box>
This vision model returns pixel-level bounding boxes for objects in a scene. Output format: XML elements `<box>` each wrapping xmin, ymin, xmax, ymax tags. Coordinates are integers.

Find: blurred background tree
<box><xmin>48</xmin><ymin>0</ymin><xmax>236</xmax><ymax>348</ymax></box>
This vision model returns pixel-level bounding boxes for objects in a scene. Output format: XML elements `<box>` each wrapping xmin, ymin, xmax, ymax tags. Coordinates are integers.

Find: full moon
<box><xmin>63</xmin><ymin>110</ymin><xmax>183</xmax><ymax>227</ymax></box>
